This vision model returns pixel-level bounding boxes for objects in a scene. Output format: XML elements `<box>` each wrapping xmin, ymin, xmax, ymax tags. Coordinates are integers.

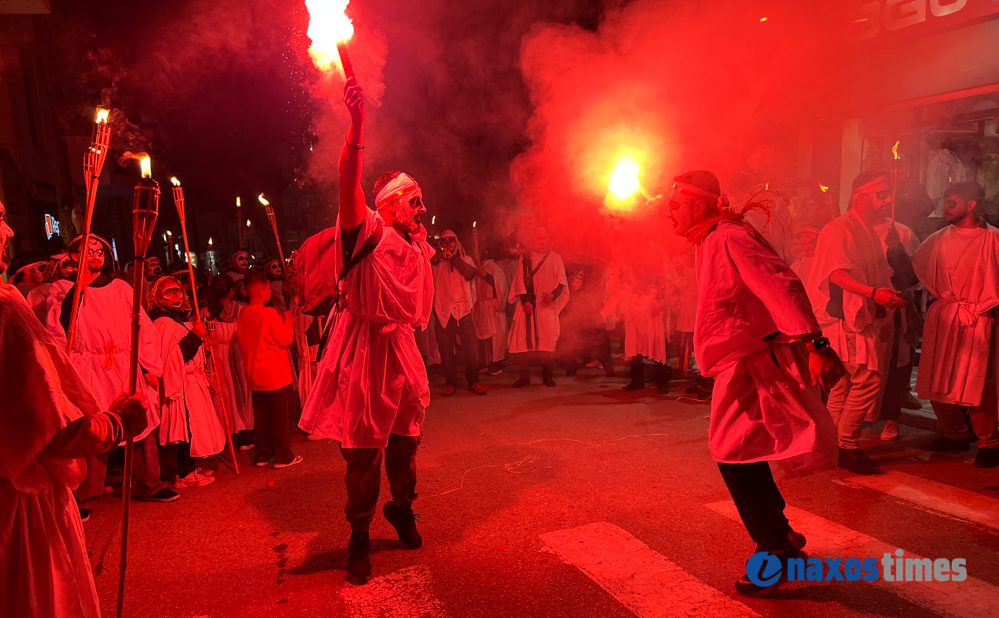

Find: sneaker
<box><xmin>175</xmin><ymin>471</ymin><xmax>216</xmax><ymax>489</ymax></box>
<box><xmin>543</xmin><ymin>376</ymin><xmax>556</xmax><ymax>387</ymax></box>
<box><xmin>487</xmin><ymin>367</ymin><xmax>503</xmax><ymax>376</ymax></box>
<box><xmin>974</xmin><ymin>447</ymin><xmax>999</xmax><ymax>468</ymax></box>
<box><xmin>79</xmin><ymin>507</ymin><xmax>92</xmax><ymax>523</ymax></box>
<box><xmin>347</xmin><ymin>532</ymin><xmax>371</xmax><ymax>584</ymax></box>
<box><xmin>900</xmin><ymin>390</ymin><xmax>923</xmax><ymax>410</ymax></box>
<box><xmin>469</xmin><ymin>383</ymin><xmax>487</xmax><ymax>396</ymax></box>
<box><xmin>735</xmin><ymin>549</ymin><xmax>808</xmax><ymax>597</ymax></box>
<box><xmin>838</xmin><ymin>448</ymin><xmax>881</xmax><ymax>475</ymax></box>
<box><xmin>238</xmin><ymin>444</ymin><xmax>255</xmax><ymax>452</ymax></box>
<box><xmin>924</xmin><ymin>436</ymin><xmax>971</xmax><ymax>452</ymax></box>
<box><xmin>622</xmin><ymin>381</ymin><xmax>645</xmax><ymax>392</ymax></box>
<box><xmin>512</xmin><ymin>377</ymin><xmax>530</xmax><ymax>388</ymax></box>
<box><xmin>273</xmin><ymin>455</ymin><xmax>304</xmax><ymax>469</ymax></box>
<box><xmin>880</xmin><ymin>421</ymin><xmax>901</xmax><ymax>442</ymax></box>
<box><xmin>138</xmin><ymin>488</ymin><xmax>181</xmax><ymax>503</ymax></box>
<box><xmin>253</xmin><ymin>458</ymin><xmax>274</xmax><ymax>467</ymax></box>
<box><xmin>441</xmin><ymin>384</ymin><xmax>457</xmax><ymax>397</ymax></box>
<box><xmin>383</xmin><ymin>502</ymin><xmax>423</xmax><ymax>549</ymax></box>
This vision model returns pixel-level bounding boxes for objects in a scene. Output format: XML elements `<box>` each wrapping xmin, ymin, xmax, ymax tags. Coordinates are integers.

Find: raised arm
<box><xmin>339</xmin><ymin>77</ymin><xmax>367</xmax><ymax>233</ymax></box>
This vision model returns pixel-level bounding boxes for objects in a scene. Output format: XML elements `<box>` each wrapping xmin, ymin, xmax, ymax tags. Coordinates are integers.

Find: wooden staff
<box><xmin>171</xmin><ymin>178</ymin><xmax>239</xmax><ymax>474</ymax></box>
<box><xmin>119</xmin><ymin>156</ymin><xmax>159</xmax><ymax>618</ymax></box>
<box><xmin>66</xmin><ymin>107</ymin><xmax>111</xmax><ymax>353</ymax></box>
<box><xmin>258</xmin><ymin>193</ymin><xmax>287</xmax><ymax>267</ymax></box>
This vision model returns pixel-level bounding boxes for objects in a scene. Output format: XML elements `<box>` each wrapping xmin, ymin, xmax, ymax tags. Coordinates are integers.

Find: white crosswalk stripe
<box><xmin>836</xmin><ymin>470</ymin><xmax>999</xmax><ymax>532</ymax></box>
<box><xmin>540</xmin><ymin>521</ymin><xmax>759</xmax><ymax>617</ymax></box>
<box><xmin>338</xmin><ymin>565</ymin><xmax>445</xmax><ymax>617</ymax></box>
<box><xmin>707</xmin><ymin>501</ymin><xmax>999</xmax><ymax>618</ymax></box>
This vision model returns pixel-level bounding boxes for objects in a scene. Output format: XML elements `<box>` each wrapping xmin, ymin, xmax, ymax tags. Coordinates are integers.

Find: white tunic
<box><xmin>300</xmin><ymin>211</ymin><xmax>434</xmax><ymax>449</ymax></box>
<box><xmin>202</xmin><ymin>305</ymin><xmax>253</xmax><ymax>433</ymax></box>
<box><xmin>507</xmin><ymin>251</ymin><xmax>569</xmax><ymax>354</ymax></box>
<box><xmin>432</xmin><ymin>255</ymin><xmax>476</xmax><ymax>325</ymax></box>
<box><xmin>152</xmin><ymin>315</ymin><xmax>226</xmax><ymax>458</ymax></box>
<box><xmin>1</xmin><ymin>285</ymin><xmax>103</xmax><ymax>618</ymax></box>
<box><xmin>472</xmin><ymin>259</ymin><xmax>510</xmax><ymax>363</ymax></box>
<box><xmin>806</xmin><ymin>211</ymin><xmax>895</xmax><ymax>373</ymax></box>
<box><xmin>912</xmin><ymin>225</ymin><xmax>999</xmax><ymax>406</ymax></box>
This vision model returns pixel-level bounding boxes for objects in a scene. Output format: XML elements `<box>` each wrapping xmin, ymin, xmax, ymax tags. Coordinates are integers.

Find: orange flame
<box><xmin>95</xmin><ymin>107</ymin><xmax>110</xmax><ymax>124</ymax></box>
<box><xmin>818</xmin><ymin>182</ymin><xmax>830</xmax><ymax>193</ymax></box>
<box><xmin>140</xmin><ymin>155</ymin><xmax>152</xmax><ymax>179</ymax></box>
<box><xmin>608</xmin><ymin>159</ymin><xmax>641</xmax><ymax>201</ymax></box>
<box><xmin>305</xmin><ymin>0</ymin><xmax>354</xmax><ymax>73</ymax></box>
<box><xmin>170</xmin><ymin>176</ymin><xmax>181</xmax><ymax>187</ymax></box>
<box><xmin>236</xmin><ymin>196</ymin><xmax>242</xmax><ymax>209</ymax></box>
<box><xmin>258</xmin><ymin>193</ymin><xmax>270</xmax><ymax>207</ymax></box>
<box><xmin>891</xmin><ymin>140</ymin><xmax>901</xmax><ymax>161</ymax></box>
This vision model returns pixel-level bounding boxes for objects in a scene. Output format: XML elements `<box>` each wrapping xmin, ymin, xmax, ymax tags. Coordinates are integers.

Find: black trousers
<box><xmin>517</xmin><ymin>352</ymin><xmax>554</xmax><ymax>379</ymax></box>
<box><xmin>435</xmin><ymin>315</ymin><xmax>481</xmax><ymax>387</ymax></box>
<box><xmin>251</xmin><ymin>385</ymin><xmax>296</xmax><ymax>465</ymax></box>
<box><xmin>340</xmin><ymin>434</ymin><xmax>420</xmax><ymax>531</ymax></box>
<box><xmin>717</xmin><ymin>461</ymin><xmax>791</xmax><ymax>551</ymax></box>
<box><xmin>629</xmin><ymin>355</ymin><xmax>670</xmax><ymax>386</ymax></box>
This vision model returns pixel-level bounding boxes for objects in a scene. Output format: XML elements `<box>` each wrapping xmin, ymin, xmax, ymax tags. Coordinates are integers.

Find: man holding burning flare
<box><xmin>299</xmin><ymin>76</ymin><xmax>434</xmax><ymax>584</ymax></box>
<box><xmin>667</xmin><ymin>170</ymin><xmax>843</xmax><ymax>595</ymax></box>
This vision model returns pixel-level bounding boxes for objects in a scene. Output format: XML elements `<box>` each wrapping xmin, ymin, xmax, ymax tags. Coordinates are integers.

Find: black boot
<box><xmin>347</xmin><ymin>531</ymin><xmax>371</xmax><ymax>584</ymax></box>
<box><xmin>383</xmin><ymin>502</ymin><xmax>423</xmax><ymax>548</ymax></box>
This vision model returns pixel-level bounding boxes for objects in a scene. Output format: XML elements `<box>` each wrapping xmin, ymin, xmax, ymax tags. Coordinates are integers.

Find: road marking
<box><xmin>339</xmin><ymin>566</ymin><xmax>445</xmax><ymax>617</ymax></box>
<box><xmin>540</xmin><ymin>522</ymin><xmax>758</xmax><ymax>617</ymax></box>
<box><xmin>837</xmin><ymin>470</ymin><xmax>999</xmax><ymax>532</ymax></box>
<box><xmin>707</xmin><ymin>501</ymin><xmax>999</xmax><ymax>617</ymax></box>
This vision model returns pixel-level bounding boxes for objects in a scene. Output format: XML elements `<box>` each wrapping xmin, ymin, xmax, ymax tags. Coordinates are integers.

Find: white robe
<box><xmin>152</xmin><ymin>316</ymin><xmax>226</xmax><ymax>458</ymax></box>
<box><xmin>507</xmin><ymin>251</ymin><xmax>569</xmax><ymax>354</ymax></box>
<box><xmin>202</xmin><ymin>305</ymin><xmax>253</xmax><ymax>433</ymax></box>
<box><xmin>695</xmin><ymin>221</ymin><xmax>836</xmax><ymax>475</ymax></box>
<box><xmin>294</xmin><ymin>313</ymin><xmax>318</xmax><ymax>408</ymax></box>
<box><xmin>43</xmin><ymin>278</ymin><xmax>162</xmax><ymax>441</ymax></box>
<box><xmin>432</xmin><ymin>255</ymin><xmax>476</xmax><ymax>325</ymax></box>
<box><xmin>472</xmin><ymin>259</ymin><xmax>509</xmax><ymax>363</ymax></box>
<box><xmin>1</xmin><ymin>284</ymin><xmax>104</xmax><ymax>618</ymax></box>
<box><xmin>806</xmin><ymin>211</ymin><xmax>895</xmax><ymax>373</ymax></box>
<box><xmin>300</xmin><ymin>211</ymin><xmax>434</xmax><ymax>449</ymax></box>
<box><xmin>912</xmin><ymin>225</ymin><xmax>999</xmax><ymax>406</ymax></box>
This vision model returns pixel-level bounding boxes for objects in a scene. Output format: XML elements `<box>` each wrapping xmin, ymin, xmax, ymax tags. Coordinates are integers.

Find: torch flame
<box><xmin>95</xmin><ymin>107</ymin><xmax>110</xmax><ymax>124</ymax></box>
<box><xmin>891</xmin><ymin>140</ymin><xmax>901</xmax><ymax>161</ymax></box>
<box><xmin>140</xmin><ymin>155</ymin><xmax>152</xmax><ymax>179</ymax></box>
<box><xmin>170</xmin><ymin>176</ymin><xmax>181</xmax><ymax>187</ymax></box>
<box><xmin>305</xmin><ymin>0</ymin><xmax>354</xmax><ymax>73</ymax></box>
<box><xmin>818</xmin><ymin>182</ymin><xmax>830</xmax><ymax>193</ymax></box>
<box><xmin>473</xmin><ymin>221</ymin><xmax>477</xmax><ymax>228</ymax></box>
<box><xmin>236</xmin><ymin>196</ymin><xmax>242</xmax><ymax>209</ymax></box>
<box><xmin>258</xmin><ymin>193</ymin><xmax>270</xmax><ymax>207</ymax></box>
<box><xmin>246</xmin><ymin>219</ymin><xmax>252</xmax><ymax>228</ymax></box>
<box><xmin>608</xmin><ymin>159</ymin><xmax>642</xmax><ymax>201</ymax></box>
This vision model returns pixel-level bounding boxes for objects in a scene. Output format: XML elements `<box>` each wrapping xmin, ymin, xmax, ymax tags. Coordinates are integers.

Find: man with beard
<box><xmin>149</xmin><ymin>276</ymin><xmax>225</xmax><ymax>487</ymax></box>
<box><xmin>223</xmin><ymin>249</ymin><xmax>251</xmax><ymax>303</ymax></box>
<box><xmin>299</xmin><ymin>77</ymin><xmax>434</xmax><ymax>584</ymax></box>
<box><xmin>667</xmin><ymin>170</ymin><xmax>842</xmax><ymax>595</ymax></box>
<box><xmin>0</xmin><ymin>198</ymin><xmax>151</xmax><ymax>616</ymax></box>
<box><xmin>42</xmin><ymin>234</ymin><xmax>178</xmax><ymax>504</ymax></box>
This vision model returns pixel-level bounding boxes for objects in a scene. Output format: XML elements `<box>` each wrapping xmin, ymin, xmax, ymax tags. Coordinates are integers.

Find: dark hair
<box><xmin>244</xmin><ymin>271</ymin><xmax>270</xmax><ymax>291</ymax></box>
<box><xmin>851</xmin><ymin>169</ymin><xmax>888</xmax><ymax>194</ymax></box>
<box><xmin>205</xmin><ymin>274</ymin><xmax>234</xmax><ymax>319</ymax></box>
<box><xmin>373</xmin><ymin>171</ymin><xmax>404</xmax><ymax>196</ymax></box>
<box><xmin>944</xmin><ymin>181</ymin><xmax>985</xmax><ymax>204</ymax></box>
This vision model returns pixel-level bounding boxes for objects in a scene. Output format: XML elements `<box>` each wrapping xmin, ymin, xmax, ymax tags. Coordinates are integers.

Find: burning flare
<box><xmin>305</xmin><ymin>0</ymin><xmax>354</xmax><ymax>73</ymax></box>
<box><xmin>608</xmin><ymin>159</ymin><xmax>642</xmax><ymax>201</ymax></box>
<box><xmin>140</xmin><ymin>155</ymin><xmax>152</xmax><ymax>179</ymax></box>
<box><xmin>258</xmin><ymin>193</ymin><xmax>270</xmax><ymax>207</ymax></box>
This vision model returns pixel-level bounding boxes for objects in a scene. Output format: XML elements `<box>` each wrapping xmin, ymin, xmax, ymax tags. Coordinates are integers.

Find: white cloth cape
<box><xmin>202</xmin><ymin>305</ymin><xmax>254</xmax><ymax>433</ymax></box>
<box><xmin>472</xmin><ymin>259</ymin><xmax>509</xmax><ymax>363</ymax></box>
<box><xmin>507</xmin><ymin>251</ymin><xmax>569</xmax><ymax>354</ymax></box>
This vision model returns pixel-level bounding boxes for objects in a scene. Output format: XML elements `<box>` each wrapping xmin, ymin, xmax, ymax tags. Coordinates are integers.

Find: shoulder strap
<box><xmin>338</xmin><ymin>224</ymin><xmax>384</xmax><ymax>283</ymax></box>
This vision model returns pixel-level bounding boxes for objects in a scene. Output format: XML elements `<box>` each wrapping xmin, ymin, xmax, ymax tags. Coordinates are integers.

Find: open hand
<box><xmin>873</xmin><ymin>287</ymin><xmax>907</xmax><ymax>309</ymax></box>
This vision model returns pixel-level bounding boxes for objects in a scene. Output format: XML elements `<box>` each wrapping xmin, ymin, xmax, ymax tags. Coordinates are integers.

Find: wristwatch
<box><xmin>806</xmin><ymin>336</ymin><xmax>831</xmax><ymax>353</ymax></box>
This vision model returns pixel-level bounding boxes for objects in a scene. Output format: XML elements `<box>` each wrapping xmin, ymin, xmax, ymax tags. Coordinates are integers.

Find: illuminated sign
<box><xmin>850</xmin><ymin>0</ymin><xmax>999</xmax><ymax>41</ymax></box>
<box><xmin>43</xmin><ymin>213</ymin><xmax>60</xmax><ymax>239</ymax></box>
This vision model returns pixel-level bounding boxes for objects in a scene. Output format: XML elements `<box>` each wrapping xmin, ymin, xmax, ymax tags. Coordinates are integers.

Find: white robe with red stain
<box><xmin>507</xmin><ymin>251</ymin><xmax>569</xmax><ymax>354</ymax></box>
<box><xmin>695</xmin><ymin>221</ymin><xmax>836</xmax><ymax>476</ymax></box>
<box><xmin>472</xmin><ymin>259</ymin><xmax>509</xmax><ymax>363</ymax></box>
<box><xmin>300</xmin><ymin>211</ymin><xmax>434</xmax><ymax>449</ymax></box>
<box><xmin>806</xmin><ymin>211</ymin><xmax>895</xmax><ymax>374</ymax></box>
<box><xmin>43</xmin><ymin>278</ymin><xmax>163</xmax><ymax>441</ymax></box>
<box><xmin>0</xmin><ymin>284</ymin><xmax>105</xmax><ymax>618</ymax></box>
<box><xmin>152</xmin><ymin>316</ymin><xmax>226</xmax><ymax>458</ymax></box>
<box><xmin>912</xmin><ymin>225</ymin><xmax>999</xmax><ymax>406</ymax></box>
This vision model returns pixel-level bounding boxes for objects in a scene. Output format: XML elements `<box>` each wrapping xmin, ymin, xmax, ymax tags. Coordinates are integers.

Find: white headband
<box><xmin>375</xmin><ymin>172</ymin><xmax>421</xmax><ymax>210</ymax></box>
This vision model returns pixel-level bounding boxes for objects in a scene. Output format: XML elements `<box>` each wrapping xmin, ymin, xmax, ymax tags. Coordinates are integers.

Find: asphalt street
<box><xmin>83</xmin><ymin>368</ymin><xmax>999</xmax><ymax>617</ymax></box>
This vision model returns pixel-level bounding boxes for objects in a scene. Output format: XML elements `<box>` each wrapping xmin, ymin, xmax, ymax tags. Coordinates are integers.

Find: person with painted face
<box><xmin>224</xmin><ymin>249</ymin><xmax>251</xmax><ymax>303</ymax></box>
<box><xmin>25</xmin><ymin>252</ymin><xmax>74</xmax><ymax>322</ymax></box>
<box><xmin>10</xmin><ymin>258</ymin><xmax>46</xmax><ymax>297</ymax></box>
<box><xmin>431</xmin><ymin>229</ymin><xmax>486</xmax><ymax>396</ymax></box>
<box><xmin>298</xmin><ymin>77</ymin><xmax>434</xmax><ymax>584</ymax></box>
<box><xmin>40</xmin><ymin>234</ymin><xmax>177</xmax><ymax>505</ymax></box>
<box><xmin>912</xmin><ymin>181</ymin><xmax>999</xmax><ymax>468</ymax></box>
<box><xmin>263</xmin><ymin>257</ymin><xmax>289</xmax><ymax>314</ymax></box>
<box><xmin>139</xmin><ymin>255</ymin><xmax>164</xmax><ymax>309</ymax></box>
<box><xmin>148</xmin><ymin>277</ymin><xmax>226</xmax><ymax>488</ymax></box>
<box><xmin>667</xmin><ymin>170</ymin><xmax>843</xmax><ymax>596</ymax></box>
<box><xmin>0</xmin><ymin>198</ymin><xmax>151</xmax><ymax>617</ymax></box>
<box><xmin>806</xmin><ymin>170</ymin><xmax>907</xmax><ymax>475</ymax></box>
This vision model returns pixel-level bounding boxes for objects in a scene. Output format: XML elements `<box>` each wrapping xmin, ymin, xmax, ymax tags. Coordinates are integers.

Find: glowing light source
<box><xmin>170</xmin><ymin>176</ymin><xmax>181</xmax><ymax>187</ymax></box>
<box><xmin>258</xmin><ymin>193</ymin><xmax>270</xmax><ymax>207</ymax></box>
<box><xmin>305</xmin><ymin>0</ymin><xmax>354</xmax><ymax>74</ymax></box>
<box><xmin>759</xmin><ymin>16</ymin><xmax>768</xmax><ymax>23</ymax></box>
<box><xmin>208</xmin><ymin>237</ymin><xmax>214</xmax><ymax>247</ymax></box>
<box><xmin>139</xmin><ymin>155</ymin><xmax>152</xmax><ymax>179</ymax></box>
<box><xmin>246</xmin><ymin>219</ymin><xmax>252</xmax><ymax>228</ymax></box>
<box><xmin>892</xmin><ymin>140</ymin><xmax>901</xmax><ymax>160</ymax></box>
<box><xmin>95</xmin><ymin>107</ymin><xmax>110</xmax><ymax>124</ymax></box>
<box><xmin>608</xmin><ymin>159</ymin><xmax>642</xmax><ymax>201</ymax></box>
<box><xmin>818</xmin><ymin>182</ymin><xmax>830</xmax><ymax>193</ymax></box>
<box><xmin>236</xmin><ymin>196</ymin><xmax>241</xmax><ymax>209</ymax></box>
